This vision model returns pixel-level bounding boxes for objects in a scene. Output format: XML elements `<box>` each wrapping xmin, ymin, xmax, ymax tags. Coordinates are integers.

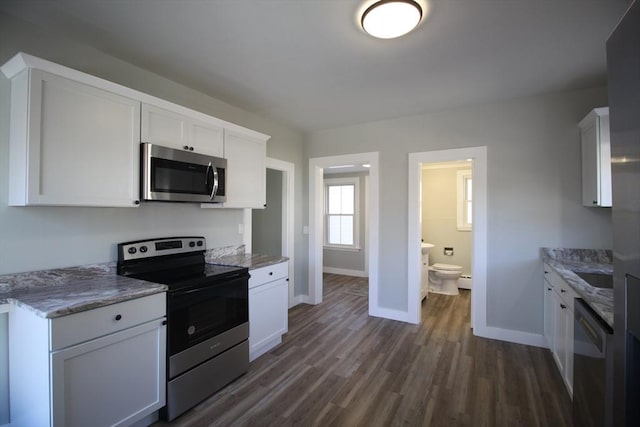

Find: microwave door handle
<box><xmin>205</xmin><ymin>162</ymin><xmax>215</xmax><ymax>200</ymax></box>
<box><xmin>211</xmin><ymin>167</ymin><xmax>219</xmax><ymax>200</ymax></box>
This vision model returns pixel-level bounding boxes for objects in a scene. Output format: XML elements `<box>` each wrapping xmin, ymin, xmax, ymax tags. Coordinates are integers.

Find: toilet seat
<box><xmin>432</xmin><ymin>263</ymin><xmax>462</xmax><ymax>271</ymax></box>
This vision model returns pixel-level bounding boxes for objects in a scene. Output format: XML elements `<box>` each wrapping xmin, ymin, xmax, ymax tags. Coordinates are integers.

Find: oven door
<box><xmin>141</xmin><ymin>143</ymin><xmax>226</xmax><ymax>203</ymax></box>
<box><xmin>167</xmin><ymin>272</ymin><xmax>248</xmax><ymax>358</ymax></box>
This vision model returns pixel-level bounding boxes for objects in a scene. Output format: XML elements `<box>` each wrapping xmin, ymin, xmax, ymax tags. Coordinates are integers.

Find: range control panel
<box><xmin>117</xmin><ymin>236</ymin><xmax>205</xmax><ymax>261</ymax></box>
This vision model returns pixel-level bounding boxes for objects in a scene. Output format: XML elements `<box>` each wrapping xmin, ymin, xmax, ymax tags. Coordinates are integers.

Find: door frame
<box><xmin>245</xmin><ymin>158</ymin><xmax>296</xmax><ymax>308</ymax></box>
<box><xmin>308</xmin><ymin>152</ymin><xmax>380</xmax><ymax>315</ymax></box>
<box><xmin>407</xmin><ymin>147</ymin><xmax>487</xmax><ymax>328</ymax></box>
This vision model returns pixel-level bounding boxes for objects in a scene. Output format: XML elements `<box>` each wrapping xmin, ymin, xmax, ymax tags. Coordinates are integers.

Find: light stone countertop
<box><xmin>0</xmin><ymin>245</ymin><xmax>286</xmax><ymax>320</ymax></box>
<box><xmin>206</xmin><ymin>252</ymin><xmax>289</xmax><ymax>270</ymax></box>
<box><xmin>541</xmin><ymin>247</ymin><xmax>613</xmax><ymax>329</ymax></box>
<box><xmin>0</xmin><ymin>263</ymin><xmax>166</xmax><ymax>319</ymax></box>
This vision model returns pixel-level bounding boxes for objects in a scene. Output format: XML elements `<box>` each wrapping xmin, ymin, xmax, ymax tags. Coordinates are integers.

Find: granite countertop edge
<box><xmin>206</xmin><ymin>253</ymin><xmax>289</xmax><ymax>270</ymax></box>
<box><xmin>0</xmin><ymin>263</ymin><xmax>167</xmax><ymax>319</ymax></box>
<box><xmin>541</xmin><ymin>248</ymin><xmax>613</xmax><ymax>329</ymax></box>
<box><xmin>0</xmin><ymin>252</ymin><xmax>286</xmax><ymax>319</ymax></box>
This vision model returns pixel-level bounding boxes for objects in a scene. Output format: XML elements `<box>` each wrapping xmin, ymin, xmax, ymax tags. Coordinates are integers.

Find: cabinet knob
<box><xmin>547</xmin><ymin>287</ymin><xmax>552</xmax><ymax>291</ymax></box>
<box><xmin>269</xmin><ymin>272</ymin><xmax>273</xmax><ymax>276</ymax></box>
<box><xmin>183</xmin><ymin>145</ymin><xmax>189</xmax><ymax>150</ymax></box>
<box><xmin>560</xmin><ymin>289</ymin><xmax>566</xmax><ymax>293</ymax></box>
<box><xmin>189</xmin><ymin>146</ymin><xmax>194</xmax><ymax>151</ymax></box>
<box><xmin>115</xmin><ymin>314</ymin><xmax>122</xmax><ymax>321</ymax></box>
<box><xmin>560</xmin><ymin>304</ymin><xmax>566</xmax><ymax>310</ymax></box>
<box><xmin>544</xmin><ymin>271</ymin><xmax>548</xmax><ymax>274</ymax></box>
<box><xmin>593</xmin><ymin>200</ymin><xmax>598</xmax><ymax>205</ymax></box>
<box><xmin>133</xmin><ymin>200</ymin><xmax>140</xmax><ymax>205</ymax></box>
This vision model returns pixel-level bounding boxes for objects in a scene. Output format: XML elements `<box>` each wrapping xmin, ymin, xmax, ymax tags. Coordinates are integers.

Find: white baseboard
<box><xmin>322</xmin><ymin>267</ymin><xmax>368</xmax><ymax>277</ymax></box>
<box><xmin>474</xmin><ymin>326</ymin><xmax>547</xmax><ymax>348</ymax></box>
<box><xmin>291</xmin><ymin>294</ymin><xmax>314</xmax><ymax>306</ymax></box>
<box><xmin>369</xmin><ymin>307</ymin><xmax>414</xmax><ymax>324</ymax></box>
<box><xmin>250</xmin><ymin>336</ymin><xmax>282</xmax><ymax>362</ymax></box>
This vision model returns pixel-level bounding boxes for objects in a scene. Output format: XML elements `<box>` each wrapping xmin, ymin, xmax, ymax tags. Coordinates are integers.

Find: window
<box><xmin>325</xmin><ymin>177</ymin><xmax>359</xmax><ymax>249</ymax></box>
<box><xmin>457</xmin><ymin>169</ymin><xmax>472</xmax><ymax>231</ymax></box>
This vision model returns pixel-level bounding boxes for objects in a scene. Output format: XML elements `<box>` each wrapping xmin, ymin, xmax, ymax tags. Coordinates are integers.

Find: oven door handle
<box><xmin>171</xmin><ymin>274</ymin><xmax>249</xmax><ymax>298</ymax></box>
<box><xmin>172</xmin><ymin>286</ymin><xmax>216</xmax><ymax>298</ymax></box>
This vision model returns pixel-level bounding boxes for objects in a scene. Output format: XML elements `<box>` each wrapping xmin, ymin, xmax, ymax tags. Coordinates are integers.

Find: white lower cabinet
<box><xmin>543</xmin><ymin>279</ymin><xmax>555</xmax><ymax>350</ymax></box>
<box><xmin>543</xmin><ymin>264</ymin><xmax>578</xmax><ymax>398</ymax></box>
<box><xmin>9</xmin><ymin>293</ymin><xmax>166</xmax><ymax>427</ymax></box>
<box><xmin>248</xmin><ymin>262</ymin><xmax>288</xmax><ymax>361</ymax></box>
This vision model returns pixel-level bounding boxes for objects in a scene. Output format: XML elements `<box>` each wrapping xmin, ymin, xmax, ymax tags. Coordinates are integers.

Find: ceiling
<box><xmin>0</xmin><ymin>0</ymin><xmax>632</xmax><ymax>132</ymax></box>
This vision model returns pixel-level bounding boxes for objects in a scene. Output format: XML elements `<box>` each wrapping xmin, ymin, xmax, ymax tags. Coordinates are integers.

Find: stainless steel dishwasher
<box><xmin>573</xmin><ymin>298</ymin><xmax>614</xmax><ymax>427</ymax></box>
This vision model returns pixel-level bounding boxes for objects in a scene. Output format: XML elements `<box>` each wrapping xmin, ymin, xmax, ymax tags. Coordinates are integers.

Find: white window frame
<box><xmin>324</xmin><ymin>177</ymin><xmax>360</xmax><ymax>251</ymax></box>
<box><xmin>457</xmin><ymin>169</ymin><xmax>472</xmax><ymax>231</ymax></box>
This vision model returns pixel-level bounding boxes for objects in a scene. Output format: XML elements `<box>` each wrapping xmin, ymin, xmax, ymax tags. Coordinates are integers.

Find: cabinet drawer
<box><xmin>543</xmin><ymin>264</ymin><xmax>563</xmax><ymax>288</ymax></box>
<box><xmin>249</xmin><ymin>262</ymin><xmax>288</xmax><ymax>289</ymax></box>
<box><xmin>557</xmin><ymin>283</ymin><xmax>578</xmax><ymax>311</ymax></box>
<box><xmin>50</xmin><ymin>293</ymin><xmax>166</xmax><ymax>351</ymax></box>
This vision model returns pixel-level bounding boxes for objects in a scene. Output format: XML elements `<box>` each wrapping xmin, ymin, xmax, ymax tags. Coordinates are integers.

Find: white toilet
<box><xmin>429</xmin><ymin>263</ymin><xmax>462</xmax><ymax>295</ymax></box>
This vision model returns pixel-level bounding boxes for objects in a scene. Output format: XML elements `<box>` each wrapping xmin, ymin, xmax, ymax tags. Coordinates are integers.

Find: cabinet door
<box><xmin>580</xmin><ymin>109</ymin><xmax>612</xmax><ymax>207</ymax></box>
<box><xmin>552</xmin><ymin>290</ymin><xmax>567</xmax><ymax>374</ymax></box>
<box><xmin>141</xmin><ymin>103</ymin><xmax>223</xmax><ymax>157</ymax></box>
<box><xmin>141</xmin><ymin>103</ymin><xmax>188</xmax><ymax>149</ymax></box>
<box><xmin>190</xmin><ymin>119</ymin><xmax>224</xmax><ymax>157</ymax></box>
<box><xmin>581</xmin><ymin>119</ymin><xmax>600</xmax><ymax>207</ymax></box>
<box><xmin>24</xmin><ymin>69</ymin><xmax>140</xmax><ymax>207</ymax></box>
<box><xmin>51</xmin><ymin>319</ymin><xmax>166</xmax><ymax>427</ymax></box>
<box><xmin>249</xmin><ymin>277</ymin><xmax>288</xmax><ymax>360</ymax></box>
<box><xmin>564</xmin><ymin>307</ymin><xmax>575</xmax><ymax>398</ymax></box>
<box><xmin>223</xmin><ymin>129</ymin><xmax>267</xmax><ymax>208</ymax></box>
<box><xmin>543</xmin><ymin>279</ymin><xmax>555</xmax><ymax>350</ymax></box>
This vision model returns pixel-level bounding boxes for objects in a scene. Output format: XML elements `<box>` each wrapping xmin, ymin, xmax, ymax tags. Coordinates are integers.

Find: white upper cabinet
<box><xmin>222</xmin><ymin>128</ymin><xmax>268</xmax><ymax>209</ymax></box>
<box><xmin>4</xmin><ymin>68</ymin><xmax>141</xmax><ymax>207</ymax></box>
<box><xmin>579</xmin><ymin>107</ymin><xmax>611</xmax><ymax>207</ymax></box>
<box><xmin>1</xmin><ymin>52</ymin><xmax>269</xmax><ymax>209</ymax></box>
<box><xmin>141</xmin><ymin>103</ymin><xmax>224</xmax><ymax>157</ymax></box>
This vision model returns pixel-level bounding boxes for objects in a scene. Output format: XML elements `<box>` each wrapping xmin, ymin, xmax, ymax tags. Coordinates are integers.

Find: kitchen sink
<box><xmin>575</xmin><ymin>272</ymin><xmax>613</xmax><ymax>289</ymax></box>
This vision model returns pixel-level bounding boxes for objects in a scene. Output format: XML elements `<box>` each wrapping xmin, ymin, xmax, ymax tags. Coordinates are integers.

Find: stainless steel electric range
<box><xmin>117</xmin><ymin>236</ymin><xmax>249</xmax><ymax>421</ymax></box>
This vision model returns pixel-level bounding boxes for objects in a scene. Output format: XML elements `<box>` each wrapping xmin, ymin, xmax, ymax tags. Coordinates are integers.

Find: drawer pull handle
<box><xmin>115</xmin><ymin>314</ymin><xmax>122</xmax><ymax>321</ymax></box>
<box><xmin>560</xmin><ymin>304</ymin><xmax>566</xmax><ymax>310</ymax></box>
<box><xmin>561</xmin><ymin>289</ymin><xmax>566</xmax><ymax>293</ymax></box>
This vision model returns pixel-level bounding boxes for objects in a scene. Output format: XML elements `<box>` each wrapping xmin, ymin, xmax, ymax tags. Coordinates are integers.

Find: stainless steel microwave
<box><xmin>141</xmin><ymin>143</ymin><xmax>226</xmax><ymax>203</ymax></box>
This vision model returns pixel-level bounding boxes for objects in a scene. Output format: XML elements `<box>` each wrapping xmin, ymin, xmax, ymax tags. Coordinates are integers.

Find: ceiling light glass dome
<box><xmin>361</xmin><ymin>0</ymin><xmax>423</xmax><ymax>39</ymax></box>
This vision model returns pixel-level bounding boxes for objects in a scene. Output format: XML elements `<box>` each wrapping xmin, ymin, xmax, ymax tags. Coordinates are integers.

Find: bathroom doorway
<box><xmin>421</xmin><ymin>161</ymin><xmax>473</xmax><ymax>295</ymax></box>
<box><xmin>407</xmin><ymin>147</ymin><xmax>487</xmax><ymax>331</ymax></box>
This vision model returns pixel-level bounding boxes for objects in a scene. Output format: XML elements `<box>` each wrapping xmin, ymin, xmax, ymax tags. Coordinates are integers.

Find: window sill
<box><xmin>323</xmin><ymin>245</ymin><xmax>361</xmax><ymax>253</ymax></box>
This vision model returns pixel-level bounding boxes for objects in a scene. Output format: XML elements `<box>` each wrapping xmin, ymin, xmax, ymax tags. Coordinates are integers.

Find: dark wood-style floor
<box><xmin>155</xmin><ymin>273</ymin><xmax>571</xmax><ymax>426</ymax></box>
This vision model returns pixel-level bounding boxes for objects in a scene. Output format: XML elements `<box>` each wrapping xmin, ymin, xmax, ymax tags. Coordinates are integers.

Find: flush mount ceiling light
<box><xmin>361</xmin><ymin>0</ymin><xmax>423</xmax><ymax>39</ymax></box>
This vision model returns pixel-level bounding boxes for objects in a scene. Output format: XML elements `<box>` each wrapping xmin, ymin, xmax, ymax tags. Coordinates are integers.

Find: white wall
<box><xmin>308</xmin><ymin>87</ymin><xmax>613</xmax><ymax>335</ymax></box>
<box><xmin>0</xmin><ymin>12</ymin><xmax>306</xmax><ymax>282</ymax></box>
<box><xmin>252</xmin><ymin>168</ymin><xmax>283</xmax><ymax>257</ymax></box>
